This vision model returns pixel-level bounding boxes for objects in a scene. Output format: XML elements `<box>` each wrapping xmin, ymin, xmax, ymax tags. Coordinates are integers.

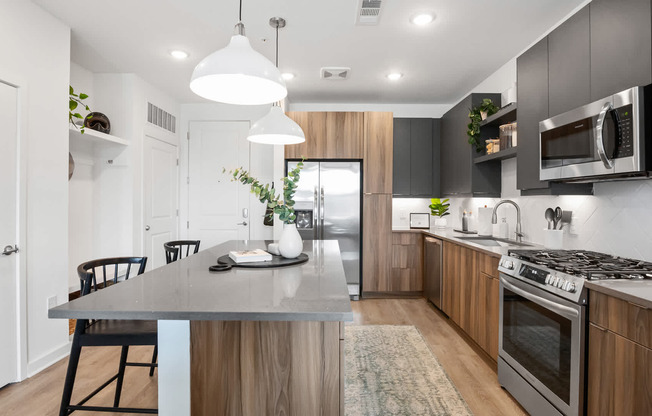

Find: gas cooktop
<box><xmin>508</xmin><ymin>249</ymin><xmax>652</xmax><ymax>280</ymax></box>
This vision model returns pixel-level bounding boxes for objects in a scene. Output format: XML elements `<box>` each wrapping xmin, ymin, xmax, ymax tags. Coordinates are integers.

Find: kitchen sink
<box><xmin>456</xmin><ymin>236</ymin><xmax>533</xmax><ymax>247</ymax></box>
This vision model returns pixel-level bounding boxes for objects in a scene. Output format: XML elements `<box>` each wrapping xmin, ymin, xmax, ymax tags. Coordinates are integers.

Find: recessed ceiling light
<box><xmin>170</xmin><ymin>50</ymin><xmax>189</xmax><ymax>59</ymax></box>
<box><xmin>282</xmin><ymin>73</ymin><xmax>295</xmax><ymax>80</ymax></box>
<box><xmin>411</xmin><ymin>13</ymin><xmax>435</xmax><ymax>26</ymax></box>
<box><xmin>387</xmin><ymin>73</ymin><xmax>403</xmax><ymax>81</ymax></box>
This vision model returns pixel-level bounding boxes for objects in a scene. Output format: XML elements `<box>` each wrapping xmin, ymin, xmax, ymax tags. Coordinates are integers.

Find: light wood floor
<box><xmin>0</xmin><ymin>298</ymin><xmax>525</xmax><ymax>416</ymax></box>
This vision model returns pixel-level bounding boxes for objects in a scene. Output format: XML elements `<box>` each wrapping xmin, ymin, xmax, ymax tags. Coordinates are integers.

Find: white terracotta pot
<box><xmin>278</xmin><ymin>223</ymin><xmax>303</xmax><ymax>259</ymax></box>
<box><xmin>434</xmin><ymin>217</ymin><xmax>447</xmax><ymax>230</ymax></box>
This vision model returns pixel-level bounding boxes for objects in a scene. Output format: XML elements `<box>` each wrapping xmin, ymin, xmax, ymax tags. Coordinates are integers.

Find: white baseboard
<box><xmin>26</xmin><ymin>341</ymin><xmax>71</xmax><ymax>378</ymax></box>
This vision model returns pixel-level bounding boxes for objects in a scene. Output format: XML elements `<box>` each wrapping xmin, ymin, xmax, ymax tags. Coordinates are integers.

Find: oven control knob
<box><xmin>566</xmin><ymin>282</ymin><xmax>576</xmax><ymax>293</ymax></box>
<box><xmin>561</xmin><ymin>281</ymin><xmax>569</xmax><ymax>291</ymax></box>
<box><xmin>502</xmin><ymin>260</ymin><xmax>514</xmax><ymax>270</ymax></box>
<box><xmin>556</xmin><ymin>279</ymin><xmax>564</xmax><ymax>288</ymax></box>
<box><xmin>545</xmin><ymin>274</ymin><xmax>552</xmax><ymax>284</ymax></box>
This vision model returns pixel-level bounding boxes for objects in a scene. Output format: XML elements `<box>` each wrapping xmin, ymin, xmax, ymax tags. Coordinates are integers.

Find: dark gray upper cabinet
<box><xmin>516</xmin><ymin>37</ymin><xmax>593</xmax><ymax>195</ymax></box>
<box><xmin>591</xmin><ymin>0</ymin><xmax>652</xmax><ymax>101</ymax></box>
<box><xmin>548</xmin><ymin>5</ymin><xmax>590</xmax><ymax>117</ymax></box>
<box><xmin>440</xmin><ymin>93</ymin><xmax>501</xmax><ymax>197</ymax></box>
<box><xmin>392</xmin><ymin>118</ymin><xmax>440</xmax><ymax>197</ymax></box>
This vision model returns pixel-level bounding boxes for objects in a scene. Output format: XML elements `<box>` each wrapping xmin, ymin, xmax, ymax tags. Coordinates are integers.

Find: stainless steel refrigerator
<box><xmin>287</xmin><ymin>161</ymin><xmax>361</xmax><ymax>299</ymax></box>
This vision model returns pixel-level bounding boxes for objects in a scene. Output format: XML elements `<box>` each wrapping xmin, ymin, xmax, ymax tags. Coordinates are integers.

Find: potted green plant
<box><xmin>225</xmin><ymin>159</ymin><xmax>305</xmax><ymax>258</ymax></box>
<box><xmin>69</xmin><ymin>85</ymin><xmax>91</xmax><ymax>134</ymax></box>
<box><xmin>429</xmin><ymin>198</ymin><xmax>450</xmax><ymax>229</ymax></box>
<box><xmin>467</xmin><ymin>98</ymin><xmax>499</xmax><ymax>153</ymax></box>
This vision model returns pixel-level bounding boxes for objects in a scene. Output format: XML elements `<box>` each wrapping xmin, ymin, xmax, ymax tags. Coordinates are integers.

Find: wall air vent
<box><xmin>147</xmin><ymin>102</ymin><xmax>176</xmax><ymax>133</ymax></box>
<box><xmin>356</xmin><ymin>0</ymin><xmax>383</xmax><ymax>25</ymax></box>
<box><xmin>321</xmin><ymin>67</ymin><xmax>350</xmax><ymax>80</ymax></box>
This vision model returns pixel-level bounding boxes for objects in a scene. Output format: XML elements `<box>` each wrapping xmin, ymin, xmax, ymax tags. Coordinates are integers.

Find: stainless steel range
<box><xmin>497</xmin><ymin>249</ymin><xmax>652</xmax><ymax>416</ymax></box>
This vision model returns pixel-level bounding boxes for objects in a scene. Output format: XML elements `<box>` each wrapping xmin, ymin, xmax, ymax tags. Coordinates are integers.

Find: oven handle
<box><xmin>500</xmin><ymin>276</ymin><xmax>579</xmax><ymax>321</ymax></box>
<box><xmin>596</xmin><ymin>101</ymin><xmax>615</xmax><ymax>169</ymax></box>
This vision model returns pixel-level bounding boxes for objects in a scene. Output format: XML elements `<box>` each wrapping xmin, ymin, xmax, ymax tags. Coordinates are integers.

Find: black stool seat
<box><xmin>81</xmin><ymin>320</ymin><xmax>157</xmax><ymax>346</ymax></box>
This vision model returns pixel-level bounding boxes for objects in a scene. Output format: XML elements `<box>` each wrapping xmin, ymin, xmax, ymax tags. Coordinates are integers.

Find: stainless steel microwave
<box><xmin>539</xmin><ymin>85</ymin><xmax>651</xmax><ymax>182</ymax></box>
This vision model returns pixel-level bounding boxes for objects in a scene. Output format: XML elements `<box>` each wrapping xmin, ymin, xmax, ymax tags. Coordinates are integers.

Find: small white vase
<box><xmin>434</xmin><ymin>217</ymin><xmax>447</xmax><ymax>230</ymax></box>
<box><xmin>279</xmin><ymin>223</ymin><xmax>303</xmax><ymax>259</ymax></box>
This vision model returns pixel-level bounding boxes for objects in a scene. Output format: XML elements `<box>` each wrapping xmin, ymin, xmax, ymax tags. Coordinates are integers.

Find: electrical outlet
<box><xmin>569</xmin><ymin>214</ymin><xmax>579</xmax><ymax>235</ymax></box>
<box><xmin>47</xmin><ymin>295</ymin><xmax>57</xmax><ymax>310</ymax></box>
<box><xmin>399</xmin><ymin>210</ymin><xmax>407</xmax><ymax>220</ymax></box>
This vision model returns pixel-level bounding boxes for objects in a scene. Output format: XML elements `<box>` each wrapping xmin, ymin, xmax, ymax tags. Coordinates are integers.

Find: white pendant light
<box><xmin>247</xmin><ymin>17</ymin><xmax>305</xmax><ymax>145</ymax></box>
<box><xmin>189</xmin><ymin>1</ymin><xmax>287</xmax><ymax>105</ymax></box>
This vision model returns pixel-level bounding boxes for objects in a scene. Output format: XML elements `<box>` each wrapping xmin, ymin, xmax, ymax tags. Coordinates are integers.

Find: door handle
<box><xmin>2</xmin><ymin>245</ymin><xmax>19</xmax><ymax>256</ymax></box>
<box><xmin>596</xmin><ymin>101</ymin><xmax>615</xmax><ymax>169</ymax></box>
<box><xmin>145</xmin><ymin>225</ymin><xmax>151</xmax><ymax>231</ymax></box>
<box><xmin>237</xmin><ymin>221</ymin><xmax>248</xmax><ymax>226</ymax></box>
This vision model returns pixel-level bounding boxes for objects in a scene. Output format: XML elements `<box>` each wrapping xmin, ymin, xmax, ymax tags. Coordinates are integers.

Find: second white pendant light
<box><xmin>248</xmin><ymin>17</ymin><xmax>305</xmax><ymax>145</ymax></box>
<box><xmin>190</xmin><ymin>1</ymin><xmax>287</xmax><ymax>105</ymax></box>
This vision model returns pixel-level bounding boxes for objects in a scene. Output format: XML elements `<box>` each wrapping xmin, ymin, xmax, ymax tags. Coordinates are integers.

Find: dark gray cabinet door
<box><xmin>431</xmin><ymin>119</ymin><xmax>441</xmax><ymax>197</ymax></box>
<box><xmin>517</xmin><ymin>38</ymin><xmax>549</xmax><ymax>191</ymax></box>
<box><xmin>410</xmin><ymin>118</ymin><xmax>433</xmax><ymax>196</ymax></box>
<box><xmin>591</xmin><ymin>0</ymin><xmax>652</xmax><ymax>101</ymax></box>
<box><xmin>392</xmin><ymin>118</ymin><xmax>411</xmax><ymax>196</ymax></box>
<box><xmin>549</xmin><ymin>5</ymin><xmax>590</xmax><ymax>117</ymax></box>
<box><xmin>441</xmin><ymin>95</ymin><xmax>472</xmax><ymax>195</ymax></box>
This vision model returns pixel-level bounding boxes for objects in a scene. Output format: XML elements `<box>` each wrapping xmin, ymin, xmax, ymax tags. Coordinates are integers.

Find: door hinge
<box><xmin>176</xmin><ymin>158</ymin><xmax>179</xmax><ymax>166</ymax></box>
<box><xmin>176</xmin><ymin>209</ymin><xmax>179</xmax><ymax>217</ymax></box>
<box><xmin>186</xmin><ymin>221</ymin><xmax>190</xmax><ymax>229</ymax></box>
<box><xmin>187</xmin><ymin>177</ymin><xmax>190</xmax><ymax>184</ymax></box>
<box><xmin>187</xmin><ymin>132</ymin><xmax>190</xmax><ymax>141</ymax></box>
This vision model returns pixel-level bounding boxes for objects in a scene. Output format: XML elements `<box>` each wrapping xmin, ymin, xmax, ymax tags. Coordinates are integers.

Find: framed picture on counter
<box><xmin>410</xmin><ymin>213</ymin><xmax>430</xmax><ymax>229</ymax></box>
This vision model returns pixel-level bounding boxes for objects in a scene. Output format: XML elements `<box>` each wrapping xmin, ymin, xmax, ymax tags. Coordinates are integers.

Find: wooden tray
<box><xmin>217</xmin><ymin>253</ymin><xmax>309</xmax><ymax>268</ymax></box>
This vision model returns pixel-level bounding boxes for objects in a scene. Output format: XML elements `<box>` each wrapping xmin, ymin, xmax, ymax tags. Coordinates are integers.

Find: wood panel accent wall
<box><xmin>190</xmin><ymin>320</ymin><xmax>343</xmax><ymax>416</ymax></box>
<box><xmin>390</xmin><ymin>232</ymin><xmax>424</xmax><ymax>292</ymax></box>
<box><xmin>363</xmin><ymin>112</ymin><xmax>393</xmax><ymax>193</ymax></box>
<box><xmin>284</xmin><ymin>112</ymin><xmax>363</xmax><ymax>159</ymax></box>
<box><xmin>362</xmin><ymin>194</ymin><xmax>392</xmax><ymax>292</ymax></box>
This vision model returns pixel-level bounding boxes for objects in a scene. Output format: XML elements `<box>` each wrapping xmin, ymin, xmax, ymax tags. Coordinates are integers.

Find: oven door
<box><xmin>499</xmin><ymin>274</ymin><xmax>585</xmax><ymax>416</ymax></box>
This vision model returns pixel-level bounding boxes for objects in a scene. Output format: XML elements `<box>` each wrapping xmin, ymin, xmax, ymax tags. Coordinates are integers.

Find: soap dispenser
<box><xmin>462</xmin><ymin>210</ymin><xmax>469</xmax><ymax>232</ymax></box>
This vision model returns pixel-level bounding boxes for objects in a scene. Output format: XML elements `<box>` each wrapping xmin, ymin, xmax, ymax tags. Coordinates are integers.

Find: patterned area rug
<box><xmin>345</xmin><ymin>325</ymin><xmax>473</xmax><ymax>416</ymax></box>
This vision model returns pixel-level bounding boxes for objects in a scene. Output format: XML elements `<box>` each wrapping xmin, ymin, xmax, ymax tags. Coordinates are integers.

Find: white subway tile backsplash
<box><xmin>392</xmin><ymin>158</ymin><xmax>652</xmax><ymax>261</ymax></box>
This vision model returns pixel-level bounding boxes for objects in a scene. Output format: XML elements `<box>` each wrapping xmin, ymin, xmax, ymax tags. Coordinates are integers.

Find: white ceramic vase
<box><xmin>434</xmin><ymin>217</ymin><xmax>447</xmax><ymax>230</ymax></box>
<box><xmin>279</xmin><ymin>222</ymin><xmax>303</xmax><ymax>259</ymax></box>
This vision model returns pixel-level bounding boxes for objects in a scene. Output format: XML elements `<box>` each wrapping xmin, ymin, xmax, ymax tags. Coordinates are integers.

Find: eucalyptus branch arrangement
<box><xmin>225</xmin><ymin>159</ymin><xmax>304</xmax><ymax>224</ymax></box>
<box><xmin>429</xmin><ymin>198</ymin><xmax>450</xmax><ymax>218</ymax></box>
<box><xmin>69</xmin><ymin>85</ymin><xmax>91</xmax><ymax>133</ymax></box>
<box><xmin>467</xmin><ymin>98</ymin><xmax>499</xmax><ymax>152</ymax></box>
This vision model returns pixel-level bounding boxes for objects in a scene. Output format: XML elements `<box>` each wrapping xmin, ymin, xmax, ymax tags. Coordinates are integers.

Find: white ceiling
<box><xmin>35</xmin><ymin>0</ymin><xmax>586</xmax><ymax>105</ymax></box>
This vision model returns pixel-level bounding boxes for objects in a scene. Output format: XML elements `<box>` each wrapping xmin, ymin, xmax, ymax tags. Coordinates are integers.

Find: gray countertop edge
<box><xmin>49</xmin><ymin>309</ymin><xmax>354</xmax><ymax>322</ymax></box>
<box><xmin>585</xmin><ymin>280</ymin><xmax>652</xmax><ymax>309</ymax></box>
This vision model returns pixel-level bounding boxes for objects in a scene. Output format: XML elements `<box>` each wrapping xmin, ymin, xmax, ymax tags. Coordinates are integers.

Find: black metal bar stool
<box><xmin>59</xmin><ymin>257</ymin><xmax>157</xmax><ymax>415</ymax></box>
<box><xmin>163</xmin><ymin>240</ymin><xmax>200</xmax><ymax>264</ymax></box>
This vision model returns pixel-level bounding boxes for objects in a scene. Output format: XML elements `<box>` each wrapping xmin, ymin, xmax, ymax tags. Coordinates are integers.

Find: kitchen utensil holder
<box><xmin>543</xmin><ymin>229</ymin><xmax>563</xmax><ymax>249</ymax></box>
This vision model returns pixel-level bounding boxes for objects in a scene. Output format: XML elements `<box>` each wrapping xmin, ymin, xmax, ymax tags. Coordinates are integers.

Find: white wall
<box><xmin>0</xmin><ymin>0</ymin><xmax>71</xmax><ymax>378</ymax></box>
<box><xmin>179</xmin><ymin>103</ymin><xmax>279</xmax><ymax>242</ymax></box>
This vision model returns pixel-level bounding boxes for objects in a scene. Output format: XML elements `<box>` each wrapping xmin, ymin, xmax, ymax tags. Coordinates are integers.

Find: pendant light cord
<box><xmin>275</xmin><ymin>24</ymin><xmax>279</xmax><ymax>67</ymax></box>
<box><xmin>239</xmin><ymin>0</ymin><xmax>242</xmax><ymax>21</ymax></box>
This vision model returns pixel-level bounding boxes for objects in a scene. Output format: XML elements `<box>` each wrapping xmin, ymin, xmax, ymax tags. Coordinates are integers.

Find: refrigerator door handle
<box><xmin>313</xmin><ymin>187</ymin><xmax>319</xmax><ymax>239</ymax></box>
<box><xmin>320</xmin><ymin>186</ymin><xmax>325</xmax><ymax>240</ymax></box>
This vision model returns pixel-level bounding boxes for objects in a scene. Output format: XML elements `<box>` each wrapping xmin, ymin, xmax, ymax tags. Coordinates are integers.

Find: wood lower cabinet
<box><xmin>587</xmin><ymin>323</ymin><xmax>652</xmax><ymax>416</ymax></box>
<box><xmin>442</xmin><ymin>242</ymin><xmax>500</xmax><ymax>361</ymax></box>
<box><xmin>285</xmin><ymin>112</ymin><xmax>363</xmax><ymax>159</ymax></box>
<box><xmin>390</xmin><ymin>232</ymin><xmax>424</xmax><ymax>292</ymax></box>
<box><xmin>587</xmin><ymin>290</ymin><xmax>652</xmax><ymax>415</ymax></box>
<box><xmin>362</xmin><ymin>194</ymin><xmax>392</xmax><ymax>293</ymax></box>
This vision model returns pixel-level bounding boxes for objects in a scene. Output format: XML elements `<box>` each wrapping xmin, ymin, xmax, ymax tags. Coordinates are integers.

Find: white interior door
<box><xmin>144</xmin><ymin>136</ymin><xmax>178</xmax><ymax>270</ymax></box>
<box><xmin>188</xmin><ymin>121</ymin><xmax>250</xmax><ymax>249</ymax></box>
<box><xmin>0</xmin><ymin>81</ymin><xmax>19</xmax><ymax>387</ymax></box>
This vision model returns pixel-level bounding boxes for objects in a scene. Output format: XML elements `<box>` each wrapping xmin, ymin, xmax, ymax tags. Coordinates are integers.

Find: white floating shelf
<box><xmin>69</xmin><ymin>125</ymin><xmax>128</xmax><ymax>146</ymax></box>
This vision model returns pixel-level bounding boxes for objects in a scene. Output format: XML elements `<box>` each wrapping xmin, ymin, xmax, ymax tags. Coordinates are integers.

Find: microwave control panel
<box><xmin>615</xmin><ymin>104</ymin><xmax>633</xmax><ymax>158</ymax></box>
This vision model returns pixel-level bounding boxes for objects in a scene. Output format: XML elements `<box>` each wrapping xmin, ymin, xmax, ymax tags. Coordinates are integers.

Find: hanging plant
<box><xmin>467</xmin><ymin>98</ymin><xmax>499</xmax><ymax>153</ymax></box>
<box><xmin>69</xmin><ymin>85</ymin><xmax>91</xmax><ymax>134</ymax></box>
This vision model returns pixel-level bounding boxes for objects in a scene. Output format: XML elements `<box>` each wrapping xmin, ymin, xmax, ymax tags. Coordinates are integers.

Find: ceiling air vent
<box><xmin>147</xmin><ymin>102</ymin><xmax>176</xmax><ymax>133</ymax></box>
<box><xmin>356</xmin><ymin>0</ymin><xmax>383</xmax><ymax>25</ymax></box>
<box><xmin>321</xmin><ymin>67</ymin><xmax>350</xmax><ymax>80</ymax></box>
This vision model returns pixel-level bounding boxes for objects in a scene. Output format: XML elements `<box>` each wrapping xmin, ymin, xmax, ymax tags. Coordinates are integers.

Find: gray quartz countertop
<box><xmin>585</xmin><ymin>280</ymin><xmax>652</xmax><ymax>309</ymax></box>
<box><xmin>392</xmin><ymin>226</ymin><xmax>542</xmax><ymax>257</ymax></box>
<box><xmin>49</xmin><ymin>240</ymin><xmax>353</xmax><ymax>322</ymax></box>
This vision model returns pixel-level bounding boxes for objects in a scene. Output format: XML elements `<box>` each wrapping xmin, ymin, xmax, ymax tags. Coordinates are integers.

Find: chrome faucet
<box><xmin>492</xmin><ymin>200</ymin><xmax>524</xmax><ymax>243</ymax></box>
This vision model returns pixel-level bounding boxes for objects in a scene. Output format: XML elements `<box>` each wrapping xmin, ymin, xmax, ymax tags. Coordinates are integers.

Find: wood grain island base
<box><xmin>190</xmin><ymin>320</ymin><xmax>344</xmax><ymax>416</ymax></box>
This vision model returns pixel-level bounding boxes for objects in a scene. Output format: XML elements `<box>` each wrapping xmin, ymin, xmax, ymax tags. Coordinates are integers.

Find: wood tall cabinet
<box><xmin>284</xmin><ymin>112</ymin><xmax>363</xmax><ymax>159</ymax></box>
<box><xmin>390</xmin><ymin>232</ymin><xmax>424</xmax><ymax>293</ymax></box>
<box><xmin>363</xmin><ymin>112</ymin><xmax>393</xmax><ymax>194</ymax></box>
<box><xmin>441</xmin><ymin>241</ymin><xmax>500</xmax><ymax>361</ymax></box>
<box><xmin>587</xmin><ymin>291</ymin><xmax>652</xmax><ymax>416</ymax></box>
<box><xmin>362</xmin><ymin>194</ymin><xmax>392</xmax><ymax>292</ymax></box>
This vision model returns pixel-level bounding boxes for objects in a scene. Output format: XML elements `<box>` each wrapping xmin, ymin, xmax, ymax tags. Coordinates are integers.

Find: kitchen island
<box><xmin>49</xmin><ymin>240</ymin><xmax>353</xmax><ymax>416</ymax></box>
